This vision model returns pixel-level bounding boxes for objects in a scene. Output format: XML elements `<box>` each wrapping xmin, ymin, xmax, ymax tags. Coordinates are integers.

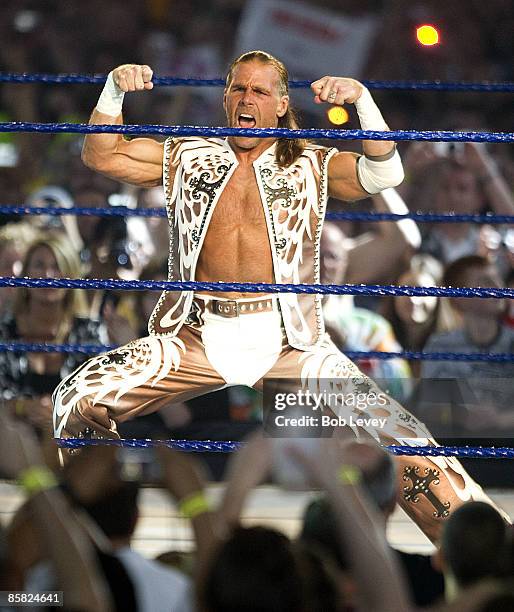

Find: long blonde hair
<box><xmin>225</xmin><ymin>50</ymin><xmax>306</xmax><ymax>167</ymax></box>
<box><xmin>14</xmin><ymin>234</ymin><xmax>88</xmax><ymax>341</ymax></box>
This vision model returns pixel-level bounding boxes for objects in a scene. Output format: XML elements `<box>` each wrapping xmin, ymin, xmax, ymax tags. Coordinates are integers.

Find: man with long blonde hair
<box><xmin>52</xmin><ymin>51</ymin><xmax>507</xmax><ymax>541</ymax></box>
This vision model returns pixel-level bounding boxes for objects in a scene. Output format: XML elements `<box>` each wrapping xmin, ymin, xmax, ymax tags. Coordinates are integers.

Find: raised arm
<box><xmin>311</xmin><ymin>77</ymin><xmax>404</xmax><ymax>201</ymax></box>
<box><xmin>82</xmin><ymin>64</ymin><xmax>165</xmax><ymax>187</ymax></box>
<box><xmin>345</xmin><ymin>188</ymin><xmax>421</xmax><ymax>284</ymax></box>
<box><xmin>291</xmin><ymin>439</ymin><xmax>412</xmax><ymax>612</ymax></box>
<box><xmin>463</xmin><ymin>142</ymin><xmax>514</xmax><ymax>216</ymax></box>
<box><xmin>0</xmin><ymin>413</ymin><xmax>112</xmax><ymax>612</ymax></box>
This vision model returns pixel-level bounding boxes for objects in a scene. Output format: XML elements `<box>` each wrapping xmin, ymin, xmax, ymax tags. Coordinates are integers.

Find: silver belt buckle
<box><xmin>213</xmin><ymin>299</ymin><xmax>238</xmax><ymax>317</ymax></box>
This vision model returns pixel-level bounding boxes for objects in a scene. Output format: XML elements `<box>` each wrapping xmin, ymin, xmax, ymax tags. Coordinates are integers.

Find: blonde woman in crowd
<box><xmin>0</xmin><ymin>233</ymin><xmax>107</xmax><ymax>432</ymax></box>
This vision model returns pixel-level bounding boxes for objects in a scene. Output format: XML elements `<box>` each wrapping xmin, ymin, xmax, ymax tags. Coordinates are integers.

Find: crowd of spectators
<box><xmin>0</xmin><ymin>1</ymin><xmax>513</xmax><ymax>609</ymax></box>
<box><xmin>1</xmin><ymin>414</ymin><xmax>514</xmax><ymax>611</ymax></box>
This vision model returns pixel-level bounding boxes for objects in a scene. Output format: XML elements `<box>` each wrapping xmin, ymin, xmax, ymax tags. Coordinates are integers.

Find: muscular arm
<box><xmin>82</xmin><ymin>65</ymin><xmax>164</xmax><ymax>187</ymax></box>
<box><xmin>312</xmin><ymin>76</ymin><xmax>403</xmax><ymax>201</ymax></box>
<box><xmin>82</xmin><ymin>112</ymin><xmax>164</xmax><ymax>186</ymax></box>
<box><xmin>327</xmin><ymin>151</ymin><xmax>367</xmax><ymax>201</ymax></box>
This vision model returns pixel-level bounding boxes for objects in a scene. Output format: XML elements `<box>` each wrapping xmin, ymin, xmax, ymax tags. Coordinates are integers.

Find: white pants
<box><xmin>198</xmin><ymin>294</ymin><xmax>283</xmax><ymax>386</ymax></box>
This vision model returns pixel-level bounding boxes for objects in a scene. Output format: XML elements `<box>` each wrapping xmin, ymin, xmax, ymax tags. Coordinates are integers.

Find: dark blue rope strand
<box><xmin>1</xmin><ymin>341</ymin><xmax>513</xmax><ymax>362</ymax></box>
<box><xmin>386</xmin><ymin>446</ymin><xmax>514</xmax><ymax>458</ymax></box>
<box><xmin>0</xmin><ymin>72</ymin><xmax>513</xmax><ymax>92</ymax></box>
<box><xmin>349</xmin><ymin>350</ymin><xmax>514</xmax><ymax>362</ymax></box>
<box><xmin>328</xmin><ymin>212</ymin><xmax>514</xmax><ymax>224</ymax></box>
<box><xmin>55</xmin><ymin>437</ymin><xmax>514</xmax><ymax>457</ymax></box>
<box><xmin>0</xmin><ymin>205</ymin><xmax>168</xmax><ymax>218</ymax></box>
<box><xmin>1</xmin><ymin>205</ymin><xmax>513</xmax><ymax>225</ymax></box>
<box><xmin>0</xmin><ymin>342</ymin><xmax>115</xmax><ymax>354</ymax></box>
<box><xmin>57</xmin><ymin>438</ymin><xmax>242</xmax><ymax>452</ymax></box>
<box><xmin>1</xmin><ymin>276</ymin><xmax>512</xmax><ymax>299</ymax></box>
<box><xmin>0</xmin><ymin>122</ymin><xmax>513</xmax><ymax>143</ymax></box>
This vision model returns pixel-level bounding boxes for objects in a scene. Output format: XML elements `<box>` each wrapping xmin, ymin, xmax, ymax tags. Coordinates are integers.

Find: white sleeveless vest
<box><xmin>148</xmin><ymin>136</ymin><xmax>337</xmax><ymax>350</ymax></box>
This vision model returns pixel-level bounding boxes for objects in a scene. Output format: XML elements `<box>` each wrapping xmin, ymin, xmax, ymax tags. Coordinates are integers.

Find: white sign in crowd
<box><xmin>235</xmin><ymin>0</ymin><xmax>378</xmax><ymax>112</ymax></box>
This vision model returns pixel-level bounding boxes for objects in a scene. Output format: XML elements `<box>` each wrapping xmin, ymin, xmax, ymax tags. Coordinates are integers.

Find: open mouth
<box><xmin>238</xmin><ymin>113</ymin><xmax>256</xmax><ymax>128</ymax></box>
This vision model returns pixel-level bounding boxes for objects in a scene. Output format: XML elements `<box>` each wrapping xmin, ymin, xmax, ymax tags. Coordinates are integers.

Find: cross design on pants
<box><xmin>403</xmin><ymin>466</ymin><xmax>451</xmax><ymax>518</ymax></box>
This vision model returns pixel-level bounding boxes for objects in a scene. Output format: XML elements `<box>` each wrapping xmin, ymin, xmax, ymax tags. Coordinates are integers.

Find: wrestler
<box><xmin>53</xmin><ymin>51</ymin><xmax>507</xmax><ymax>541</ymax></box>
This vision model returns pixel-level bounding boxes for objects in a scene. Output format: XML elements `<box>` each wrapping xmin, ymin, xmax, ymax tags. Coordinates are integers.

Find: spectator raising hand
<box><xmin>0</xmin><ymin>410</ymin><xmax>113</xmax><ymax>612</ymax></box>
<box><xmin>289</xmin><ymin>436</ymin><xmax>412</xmax><ymax>612</ymax></box>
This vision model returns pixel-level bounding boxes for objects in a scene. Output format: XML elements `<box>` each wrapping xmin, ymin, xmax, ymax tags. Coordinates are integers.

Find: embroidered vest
<box><xmin>148</xmin><ymin>137</ymin><xmax>337</xmax><ymax>350</ymax></box>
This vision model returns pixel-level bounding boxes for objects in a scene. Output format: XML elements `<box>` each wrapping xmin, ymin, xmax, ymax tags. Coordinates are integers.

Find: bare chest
<box><xmin>197</xmin><ymin>163</ymin><xmax>274</xmax><ymax>294</ymax></box>
<box><xmin>208</xmin><ymin>164</ymin><xmax>265</xmax><ymax>228</ymax></box>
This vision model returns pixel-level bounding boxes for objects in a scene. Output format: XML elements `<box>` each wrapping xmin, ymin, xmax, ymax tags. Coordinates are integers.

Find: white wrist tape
<box><xmin>355</xmin><ymin>86</ymin><xmax>403</xmax><ymax>192</ymax></box>
<box><xmin>354</xmin><ymin>86</ymin><xmax>389</xmax><ymax>132</ymax></box>
<box><xmin>96</xmin><ymin>71</ymin><xmax>125</xmax><ymax>116</ymax></box>
<box><xmin>357</xmin><ymin>150</ymin><xmax>405</xmax><ymax>194</ymax></box>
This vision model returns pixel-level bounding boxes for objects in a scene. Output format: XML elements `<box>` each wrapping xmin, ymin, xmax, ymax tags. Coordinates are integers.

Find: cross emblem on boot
<box><xmin>403</xmin><ymin>466</ymin><xmax>451</xmax><ymax>518</ymax></box>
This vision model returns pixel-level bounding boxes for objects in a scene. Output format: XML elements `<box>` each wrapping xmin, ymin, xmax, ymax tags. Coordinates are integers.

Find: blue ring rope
<box><xmin>1</xmin><ymin>205</ymin><xmax>513</xmax><ymax>225</ymax></box>
<box><xmin>57</xmin><ymin>438</ymin><xmax>243</xmax><ymax>452</ymax></box>
<box><xmin>1</xmin><ymin>277</ymin><xmax>513</xmax><ymax>299</ymax></box>
<box><xmin>2</xmin><ymin>341</ymin><xmax>513</xmax><ymax>362</ymax></box>
<box><xmin>56</xmin><ymin>438</ymin><xmax>514</xmax><ymax>458</ymax></box>
<box><xmin>385</xmin><ymin>446</ymin><xmax>514</xmax><ymax>458</ymax></box>
<box><xmin>0</xmin><ymin>122</ymin><xmax>513</xmax><ymax>143</ymax></box>
<box><xmin>1</xmin><ymin>72</ymin><xmax>513</xmax><ymax>93</ymax></box>
<box><xmin>326</xmin><ymin>211</ymin><xmax>514</xmax><ymax>224</ymax></box>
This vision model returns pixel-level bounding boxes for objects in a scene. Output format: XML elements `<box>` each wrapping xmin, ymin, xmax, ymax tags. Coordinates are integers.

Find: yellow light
<box><xmin>327</xmin><ymin>106</ymin><xmax>349</xmax><ymax>125</ymax></box>
<box><xmin>416</xmin><ymin>24</ymin><xmax>440</xmax><ymax>46</ymax></box>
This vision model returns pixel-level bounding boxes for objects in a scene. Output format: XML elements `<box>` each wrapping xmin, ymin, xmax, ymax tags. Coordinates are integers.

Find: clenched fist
<box><xmin>112</xmin><ymin>64</ymin><xmax>154</xmax><ymax>92</ymax></box>
<box><xmin>311</xmin><ymin>76</ymin><xmax>363</xmax><ymax>105</ymax></box>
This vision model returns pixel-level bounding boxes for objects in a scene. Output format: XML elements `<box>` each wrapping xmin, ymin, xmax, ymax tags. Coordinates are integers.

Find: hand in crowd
<box><xmin>112</xmin><ymin>64</ymin><xmax>154</xmax><ymax>92</ymax></box>
<box><xmin>63</xmin><ymin>444</ymin><xmax>120</xmax><ymax>505</ymax></box>
<box><xmin>403</xmin><ymin>141</ymin><xmax>500</xmax><ymax>181</ymax></box>
<box><xmin>462</xmin><ymin>142</ymin><xmax>501</xmax><ymax>179</ymax></box>
<box><xmin>477</xmin><ymin>224</ymin><xmax>502</xmax><ymax>261</ymax></box>
<box><xmin>0</xmin><ymin>410</ymin><xmax>43</xmax><ymax>480</ymax></box>
<box><xmin>218</xmin><ymin>431</ymin><xmax>272</xmax><ymax>528</ymax></box>
<box><xmin>286</xmin><ymin>435</ymin><xmax>359</xmax><ymax>494</ymax></box>
<box><xmin>11</xmin><ymin>395</ymin><xmax>53</xmax><ymax>432</ymax></box>
<box><xmin>102</xmin><ymin>300</ymin><xmax>138</xmax><ymax>345</ymax></box>
<box><xmin>156</xmin><ymin>445</ymin><xmax>209</xmax><ymax>503</ymax></box>
<box><xmin>311</xmin><ymin>76</ymin><xmax>363</xmax><ymax>105</ymax></box>
<box><xmin>402</xmin><ymin>141</ymin><xmax>444</xmax><ymax>175</ymax></box>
